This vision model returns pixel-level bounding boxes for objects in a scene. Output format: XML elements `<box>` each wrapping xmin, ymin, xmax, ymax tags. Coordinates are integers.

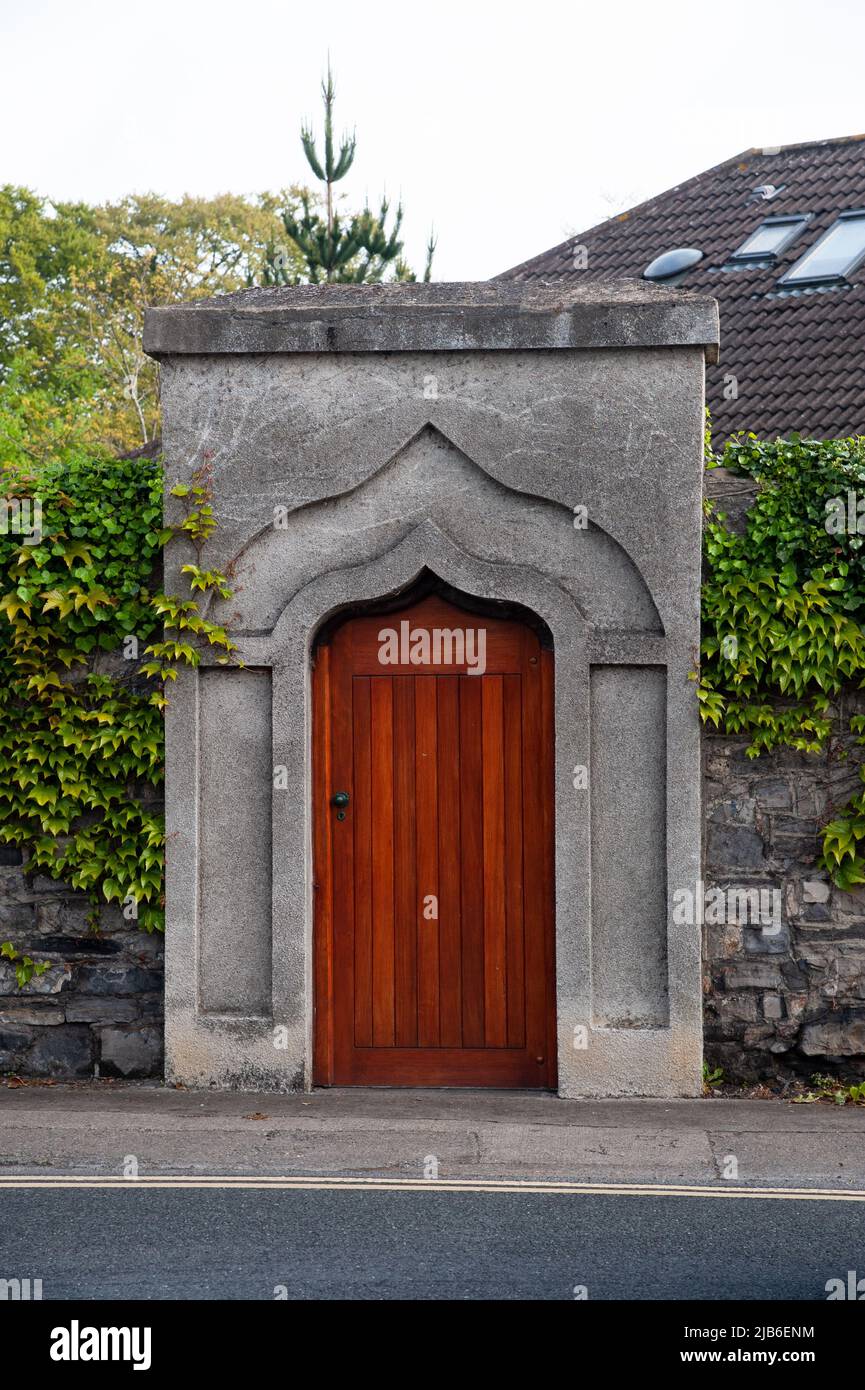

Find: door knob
<box><xmin>331</xmin><ymin>792</ymin><xmax>350</xmax><ymax>808</ymax></box>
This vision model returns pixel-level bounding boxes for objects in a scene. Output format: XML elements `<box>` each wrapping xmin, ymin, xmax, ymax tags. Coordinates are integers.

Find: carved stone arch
<box><xmin>210</xmin><ymin>424</ymin><xmax>663</xmax><ymax>641</ymax></box>
<box><xmin>260</xmin><ymin>519</ymin><xmax>590</xmax><ymax>666</ymax></box>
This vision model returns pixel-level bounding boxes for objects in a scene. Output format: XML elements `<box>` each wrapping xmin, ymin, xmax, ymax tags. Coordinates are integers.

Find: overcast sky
<box><xmin>3</xmin><ymin>0</ymin><xmax>865</xmax><ymax>281</ymax></box>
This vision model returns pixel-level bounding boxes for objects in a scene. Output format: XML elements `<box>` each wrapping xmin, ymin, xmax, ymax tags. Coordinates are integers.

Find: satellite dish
<box><xmin>643</xmin><ymin>247</ymin><xmax>704</xmax><ymax>280</ymax></box>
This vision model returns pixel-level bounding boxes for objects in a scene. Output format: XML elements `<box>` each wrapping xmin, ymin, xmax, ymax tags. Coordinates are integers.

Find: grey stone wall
<box><xmin>0</xmin><ymin>845</ymin><xmax>163</xmax><ymax>1078</ymax></box>
<box><xmin>703</xmin><ymin>687</ymin><xmax>865</xmax><ymax>1083</ymax></box>
<box><xmin>2</xmin><ymin>719</ymin><xmax>865</xmax><ymax>1085</ymax></box>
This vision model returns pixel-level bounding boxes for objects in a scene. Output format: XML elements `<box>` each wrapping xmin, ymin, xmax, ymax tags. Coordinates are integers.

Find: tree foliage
<box><xmin>0</xmin><ymin>186</ymin><xmax>307</xmax><ymax>453</ymax></box>
<box><xmin>264</xmin><ymin>63</ymin><xmax>435</xmax><ymax>286</ymax></box>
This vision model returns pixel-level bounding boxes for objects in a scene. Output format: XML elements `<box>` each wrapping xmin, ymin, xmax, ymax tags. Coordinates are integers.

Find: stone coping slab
<box><xmin>144</xmin><ymin>280</ymin><xmax>720</xmax><ymax>360</ymax></box>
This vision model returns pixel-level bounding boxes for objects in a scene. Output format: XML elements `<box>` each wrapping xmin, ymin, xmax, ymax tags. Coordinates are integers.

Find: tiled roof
<box><xmin>499</xmin><ymin>136</ymin><xmax>865</xmax><ymax>444</ymax></box>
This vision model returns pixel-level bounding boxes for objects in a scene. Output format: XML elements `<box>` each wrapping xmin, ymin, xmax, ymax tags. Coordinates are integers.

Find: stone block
<box><xmin>99</xmin><ymin>1026</ymin><xmax>163</xmax><ymax>1078</ymax></box>
<box><xmin>802</xmin><ymin>879</ymin><xmax>831</xmax><ymax>904</ymax></box>
<box><xmin>800</xmin><ymin>1017</ymin><xmax>865</xmax><ymax>1057</ymax></box>
<box><xmin>716</xmin><ymin>993</ymin><xmax>758</xmax><ymax>1023</ymax></box>
<box><xmin>711</xmin><ymin>796</ymin><xmax>757</xmax><ymax>826</ymax></box>
<box><xmin>65</xmin><ymin>997</ymin><xmax>141</xmax><ymax>1024</ymax></box>
<box><xmin>753</xmin><ymin>779</ymin><xmax>793</xmax><ymax>810</ymax></box>
<box><xmin>74</xmin><ymin>965</ymin><xmax>163</xmax><ymax>996</ymax></box>
<box><xmin>0</xmin><ymin>1005</ymin><xmax>64</xmax><ymax>1027</ymax></box>
<box><xmin>26</xmin><ymin>1025</ymin><xmax>95</xmax><ymax>1077</ymax></box>
<box><xmin>786</xmin><ymin>993</ymin><xmax>808</xmax><ymax>1018</ymax></box>
<box><xmin>743</xmin><ymin>924</ymin><xmax>789</xmax><ymax>955</ymax></box>
<box><xmin>723</xmin><ymin>962</ymin><xmax>783</xmax><ymax>990</ymax></box>
<box><xmin>706</xmin><ymin>825</ymin><xmax>766</xmax><ymax>871</ymax></box>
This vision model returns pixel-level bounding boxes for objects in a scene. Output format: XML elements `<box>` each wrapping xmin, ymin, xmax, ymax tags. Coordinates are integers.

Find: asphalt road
<box><xmin>2</xmin><ymin>1185</ymin><xmax>864</xmax><ymax>1300</ymax></box>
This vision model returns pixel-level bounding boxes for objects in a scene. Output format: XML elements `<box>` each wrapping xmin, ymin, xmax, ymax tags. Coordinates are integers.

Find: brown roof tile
<box><xmin>499</xmin><ymin>135</ymin><xmax>865</xmax><ymax>443</ymax></box>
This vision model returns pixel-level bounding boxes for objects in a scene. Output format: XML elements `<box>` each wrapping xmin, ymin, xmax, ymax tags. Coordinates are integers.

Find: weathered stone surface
<box><xmin>753</xmin><ymin>779</ymin><xmax>793</xmax><ymax>810</ymax></box>
<box><xmin>704</xmin><ymin>704</ymin><xmax>865</xmax><ymax>1081</ymax></box>
<box><xmin>800</xmin><ymin>1017</ymin><xmax>865</xmax><ymax>1057</ymax></box>
<box><xmin>723</xmin><ymin>962</ymin><xmax>784</xmax><ymax>990</ymax></box>
<box><xmin>144</xmin><ymin>280</ymin><xmax>720</xmax><ymax>360</ymax></box>
<box><xmin>73</xmin><ymin>965</ymin><xmax>163</xmax><ymax>996</ymax></box>
<box><xmin>0</xmin><ymin>869</ymin><xmax>164</xmax><ymax>1080</ymax></box>
<box><xmin>713</xmin><ymin>993</ymin><xmax>759</xmax><ymax>1023</ymax></box>
<box><xmin>65</xmin><ymin>998</ymin><xmax>141</xmax><ymax>1024</ymax></box>
<box><xmin>0</xmin><ymin>1025</ymin><xmax>35</xmax><ymax>1060</ymax></box>
<box><xmin>803</xmin><ymin>879</ymin><xmax>831</xmax><ymax>904</ymax></box>
<box><xmin>99</xmin><ymin>1026</ymin><xmax>163</xmax><ymax>1078</ymax></box>
<box><xmin>26</xmin><ymin>1026</ymin><xmax>95</xmax><ymax>1077</ymax></box>
<box><xmin>703</xmin><ymin>466</ymin><xmax>759</xmax><ymax>534</ymax></box>
<box><xmin>743</xmin><ymin>925</ymin><xmax>789</xmax><ymax>955</ymax></box>
<box><xmin>0</xmin><ymin>1005</ymin><xmax>64</xmax><ymax>1026</ymax></box>
<box><xmin>706</xmin><ymin>825</ymin><xmax>766</xmax><ymax>871</ymax></box>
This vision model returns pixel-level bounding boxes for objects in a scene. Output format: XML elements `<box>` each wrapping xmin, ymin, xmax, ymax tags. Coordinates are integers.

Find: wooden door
<box><xmin>313</xmin><ymin>593</ymin><xmax>556</xmax><ymax>1087</ymax></box>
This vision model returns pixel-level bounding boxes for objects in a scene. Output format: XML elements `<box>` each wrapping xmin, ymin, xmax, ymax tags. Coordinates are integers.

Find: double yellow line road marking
<box><xmin>1</xmin><ymin>1175</ymin><xmax>865</xmax><ymax>1201</ymax></box>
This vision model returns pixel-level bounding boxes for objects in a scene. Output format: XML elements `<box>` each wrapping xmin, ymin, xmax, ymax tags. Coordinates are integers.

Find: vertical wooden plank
<box><xmin>329</xmin><ymin>649</ymin><xmax>356</xmax><ymax>1077</ymax></box>
<box><xmin>437</xmin><ymin>677</ymin><xmax>462</xmax><ymax>1047</ymax></box>
<box><xmin>503</xmin><ymin>672</ymin><xmax>526</xmax><ymax>1048</ymax></box>
<box><xmin>415</xmin><ymin>678</ymin><xmax>440</xmax><ymax>1046</ymax></box>
<box><xmin>370</xmin><ymin>678</ymin><xmax>395</xmax><ymax>1046</ymax></box>
<box><xmin>393</xmin><ymin>675</ymin><xmax>417</xmax><ymax>1047</ymax></box>
<box><xmin>541</xmin><ymin>647</ymin><xmax>558</xmax><ymax>1087</ymax></box>
<box><xmin>352</xmin><ymin>677</ymin><xmax>373</xmax><ymax>1047</ymax></box>
<box><xmin>522</xmin><ymin>637</ymin><xmax>547</xmax><ymax>1074</ymax></box>
<box><xmin>459</xmin><ymin>675</ymin><xmax>485</xmax><ymax>1047</ymax></box>
<box><xmin>312</xmin><ymin>643</ymin><xmax>334</xmax><ymax>1083</ymax></box>
<box><xmin>482</xmin><ymin>676</ymin><xmax>507</xmax><ymax>1047</ymax></box>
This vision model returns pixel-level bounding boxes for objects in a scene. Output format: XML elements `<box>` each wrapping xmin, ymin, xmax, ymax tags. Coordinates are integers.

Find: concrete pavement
<box><xmin>1</xmin><ymin>1082</ymin><xmax>864</xmax><ymax>1187</ymax></box>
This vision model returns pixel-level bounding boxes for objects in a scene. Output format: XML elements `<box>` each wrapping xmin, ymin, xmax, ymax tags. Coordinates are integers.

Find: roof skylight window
<box><xmin>779</xmin><ymin>210</ymin><xmax>865</xmax><ymax>286</ymax></box>
<box><xmin>642</xmin><ymin>247</ymin><xmax>703</xmax><ymax>281</ymax></box>
<box><xmin>729</xmin><ymin>215</ymin><xmax>809</xmax><ymax>264</ymax></box>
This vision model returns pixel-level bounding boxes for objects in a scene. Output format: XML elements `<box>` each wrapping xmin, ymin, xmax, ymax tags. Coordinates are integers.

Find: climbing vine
<box><xmin>698</xmin><ymin>432</ymin><xmax>865</xmax><ymax>890</ymax></box>
<box><xmin>0</xmin><ymin>451</ymin><xmax>235</xmax><ymax>962</ymax></box>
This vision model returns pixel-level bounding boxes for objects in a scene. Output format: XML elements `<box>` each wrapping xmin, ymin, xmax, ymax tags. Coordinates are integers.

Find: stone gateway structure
<box><xmin>143</xmin><ymin>281</ymin><xmax>719</xmax><ymax>1096</ymax></box>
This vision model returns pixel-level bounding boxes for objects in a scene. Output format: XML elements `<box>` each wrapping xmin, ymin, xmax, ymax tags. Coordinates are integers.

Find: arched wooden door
<box><xmin>312</xmin><ymin>593</ymin><xmax>556</xmax><ymax>1087</ymax></box>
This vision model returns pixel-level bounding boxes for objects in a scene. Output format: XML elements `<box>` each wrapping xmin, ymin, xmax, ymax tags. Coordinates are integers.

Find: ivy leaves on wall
<box><xmin>698</xmin><ymin>433</ymin><xmax>865</xmax><ymax>890</ymax></box>
<box><xmin>0</xmin><ymin>453</ymin><xmax>235</xmax><ymax>942</ymax></box>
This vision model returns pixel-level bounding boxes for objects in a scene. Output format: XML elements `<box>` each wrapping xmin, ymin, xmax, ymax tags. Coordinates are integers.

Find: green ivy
<box><xmin>0</xmin><ymin>452</ymin><xmax>234</xmax><ymax>942</ymax></box>
<box><xmin>0</xmin><ymin>939</ymin><xmax>51</xmax><ymax>987</ymax></box>
<box><xmin>698</xmin><ymin>432</ymin><xmax>865</xmax><ymax>890</ymax></box>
